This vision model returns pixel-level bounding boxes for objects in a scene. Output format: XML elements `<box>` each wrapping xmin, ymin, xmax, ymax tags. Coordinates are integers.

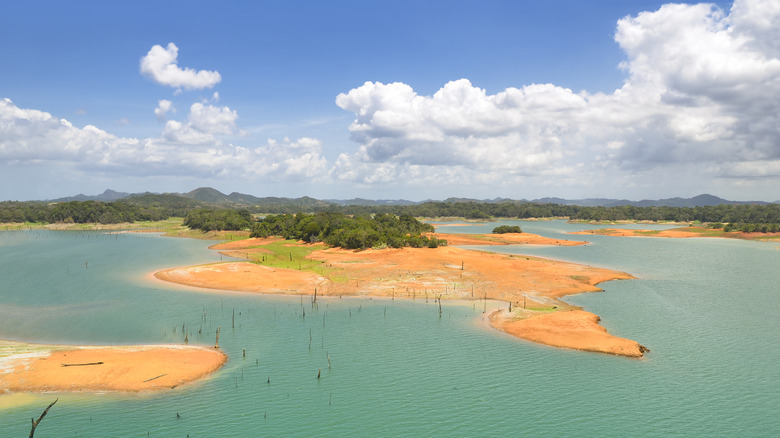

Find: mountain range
<box><xmin>46</xmin><ymin>188</ymin><xmax>775</xmax><ymax>208</ymax></box>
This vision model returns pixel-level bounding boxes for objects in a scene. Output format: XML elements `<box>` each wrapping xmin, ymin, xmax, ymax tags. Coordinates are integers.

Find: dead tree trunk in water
<box><xmin>29</xmin><ymin>398</ymin><xmax>57</xmax><ymax>438</ymax></box>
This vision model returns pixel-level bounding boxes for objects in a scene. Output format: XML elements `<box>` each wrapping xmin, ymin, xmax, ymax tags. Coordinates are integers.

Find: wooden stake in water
<box><xmin>214</xmin><ymin>326</ymin><xmax>221</xmax><ymax>349</ymax></box>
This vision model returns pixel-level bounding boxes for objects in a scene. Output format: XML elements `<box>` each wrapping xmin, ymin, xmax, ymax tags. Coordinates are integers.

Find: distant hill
<box><xmin>50</xmin><ymin>189</ymin><xmax>131</xmax><ymax>203</ymax></box>
<box><xmin>45</xmin><ymin>188</ymin><xmax>772</xmax><ymax>209</ymax></box>
<box><xmin>325</xmin><ymin>198</ymin><xmax>418</xmax><ymax>206</ymax></box>
<box><xmin>183</xmin><ymin>187</ymin><xmax>231</xmax><ymax>203</ymax></box>
<box><xmin>529</xmin><ymin>194</ymin><xmax>768</xmax><ymax>207</ymax></box>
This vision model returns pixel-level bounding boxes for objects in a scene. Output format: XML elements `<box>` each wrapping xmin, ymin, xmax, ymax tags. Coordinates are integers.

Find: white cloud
<box><xmin>333</xmin><ymin>0</ymin><xmax>780</xmax><ymax>189</ymax></box>
<box><xmin>154</xmin><ymin>99</ymin><xmax>175</xmax><ymax>121</ymax></box>
<box><xmin>160</xmin><ymin>102</ymin><xmax>239</xmax><ymax>144</ymax></box>
<box><xmin>140</xmin><ymin>43</ymin><xmax>222</xmax><ymax>91</ymax></box>
<box><xmin>0</xmin><ymin>98</ymin><xmax>328</xmax><ymax>181</ymax></box>
<box><xmin>188</xmin><ymin>102</ymin><xmax>238</xmax><ymax>135</ymax></box>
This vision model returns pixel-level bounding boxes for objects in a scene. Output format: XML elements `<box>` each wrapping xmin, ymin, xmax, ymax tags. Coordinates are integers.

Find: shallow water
<box><xmin>1</xmin><ymin>224</ymin><xmax>779</xmax><ymax>437</ymax></box>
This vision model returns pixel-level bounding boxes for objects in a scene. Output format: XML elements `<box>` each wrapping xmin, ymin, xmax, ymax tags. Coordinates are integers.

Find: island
<box><xmin>155</xmin><ymin>231</ymin><xmax>648</xmax><ymax>358</ymax></box>
<box><xmin>0</xmin><ymin>340</ymin><xmax>226</xmax><ymax>393</ymax></box>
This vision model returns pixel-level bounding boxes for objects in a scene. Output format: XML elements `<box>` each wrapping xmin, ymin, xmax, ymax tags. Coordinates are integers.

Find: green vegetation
<box><xmin>1</xmin><ymin>194</ymin><xmax>778</xmax><ymax>236</ymax></box>
<box><xmin>249</xmin><ymin>239</ymin><xmax>334</xmax><ymax>277</ymax></box>
<box><xmin>250</xmin><ymin>212</ymin><xmax>447</xmax><ymax>250</ymax></box>
<box><xmin>723</xmin><ymin>222</ymin><xmax>780</xmax><ymax>233</ymax></box>
<box><xmin>183</xmin><ymin>209</ymin><xmax>252</xmax><ymax>232</ymax></box>
<box><xmin>492</xmin><ymin>225</ymin><xmax>523</xmax><ymax>234</ymax></box>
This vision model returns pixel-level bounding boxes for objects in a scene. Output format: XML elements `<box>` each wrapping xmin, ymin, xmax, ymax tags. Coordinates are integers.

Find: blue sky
<box><xmin>2</xmin><ymin>0</ymin><xmax>776</xmax><ymax>202</ymax></box>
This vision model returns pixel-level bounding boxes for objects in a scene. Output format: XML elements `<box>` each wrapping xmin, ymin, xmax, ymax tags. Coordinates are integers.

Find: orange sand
<box><xmin>156</xmin><ymin>262</ymin><xmax>326</xmax><ymax>294</ymax></box>
<box><xmin>436</xmin><ymin>232</ymin><xmax>586</xmax><ymax>246</ymax></box>
<box><xmin>156</xmin><ymin>233</ymin><xmax>647</xmax><ymax>358</ymax></box>
<box><xmin>572</xmin><ymin>227</ymin><xmax>706</xmax><ymax>238</ymax></box>
<box><xmin>490</xmin><ymin>310</ymin><xmax>647</xmax><ymax>357</ymax></box>
<box><xmin>572</xmin><ymin>226</ymin><xmax>780</xmax><ymax>240</ymax></box>
<box><xmin>0</xmin><ymin>341</ymin><xmax>226</xmax><ymax>393</ymax></box>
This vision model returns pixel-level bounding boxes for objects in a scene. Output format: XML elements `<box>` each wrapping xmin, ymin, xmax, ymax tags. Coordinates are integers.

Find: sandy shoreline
<box><xmin>572</xmin><ymin>226</ymin><xmax>780</xmax><ymax>240</ymax></box>
<box><xmin>156</xmin><ymin>233</ymin><xmax>647</xmax><ymax>358</ymax></box>
<box><xmin>0</xmin><ymin>340</ymin><xmax>226</xmax><ymax>394</ymax></box>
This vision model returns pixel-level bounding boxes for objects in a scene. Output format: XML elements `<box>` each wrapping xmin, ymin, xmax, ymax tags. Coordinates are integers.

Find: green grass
<box><xmin>252</xmin><ymin>239</ymin><xmax>332</xmax><ymax>277</ymax></box>
<box><xmin>634</xmin><ymin>229</ymin><xmax>662</xmax><ymax>236</ymax></box>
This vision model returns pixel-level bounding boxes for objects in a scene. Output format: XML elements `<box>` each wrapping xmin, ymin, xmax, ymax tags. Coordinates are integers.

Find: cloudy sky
<box><xmin>2</xmin><ymin>0</ymin><xmax>778</xmax><ymax>202</ymax></box>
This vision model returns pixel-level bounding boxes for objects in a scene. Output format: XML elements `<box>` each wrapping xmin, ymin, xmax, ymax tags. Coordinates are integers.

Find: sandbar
<box><xmin>572</xmin><ymin>226</ymin><xmax>780</xmax><ymax>240</ymax></box>
<box><xmin>156</xmin><ymin>233</ymin><xmax>648</xmax><ymax>358</ymax></box>
<box><xmin>0</xmin><ymin>340</ymin><xmax>226</xmax><ymax>393</ymax></box>
<box><xmin>435</xmin><ymin>232</ymin><xmax>586</xmax><ymax>246</ymax></box>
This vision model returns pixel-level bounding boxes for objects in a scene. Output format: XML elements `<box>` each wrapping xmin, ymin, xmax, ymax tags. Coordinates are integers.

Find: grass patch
<box><xmin>252</xmin><ymin>240</ymin><xmax>331</xmax><ymax>277</ymax></box>
<box><xmin>634</xmin><ymin>230</ymin><xmax>662</xmax><ymax>236</ymax></box>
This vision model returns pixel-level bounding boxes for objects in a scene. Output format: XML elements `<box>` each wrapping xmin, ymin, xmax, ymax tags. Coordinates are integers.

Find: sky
<box><xmin>1</xmin><ymin>0</ymin><xmax>778</xmax><ymax>202</ymax></box>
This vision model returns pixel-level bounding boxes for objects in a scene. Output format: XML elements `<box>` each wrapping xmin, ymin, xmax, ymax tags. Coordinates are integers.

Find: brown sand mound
<box><xmin>572</xmin><ymin>228</ymin><xmax>702</xmax><ymax>238</ymax></box>
<box><xmin>1</xmin><ymin>342</ymin><xmax>226</xmax><ymax>393</ymax></box>
<box><xmin>438</xmin><ymin>232</ymin><xmax>586</xmax><ymax>246</ymax></box>
<box><xmin>490</xmin><ymin>309</ymin><xmax>648</xmax><ymax>357</ymax></box>
<box><xmin>155</xmin><ymin>262</ymin><xmax>326</xmax><ymax>294</ymax></box>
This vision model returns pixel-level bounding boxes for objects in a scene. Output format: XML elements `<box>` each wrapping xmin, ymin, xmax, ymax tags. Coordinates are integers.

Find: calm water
<box><xmin>1</xmin><ymin>223</ymin><xmax>779</xmax><ymax>437</ymax></box>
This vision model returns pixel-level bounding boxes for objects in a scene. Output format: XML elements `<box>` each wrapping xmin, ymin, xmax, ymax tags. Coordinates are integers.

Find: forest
<box><xmin>249</xmin><ymin>212</ymin><xmax>446</xmax><ymax>250</ymax></box>
<box><xmin>2</xmin><ymin>195</ymin><xmax>779</xmax><ymax>235</ymax></box>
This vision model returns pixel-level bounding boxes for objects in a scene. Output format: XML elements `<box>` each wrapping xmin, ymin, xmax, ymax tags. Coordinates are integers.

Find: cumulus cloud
<box><xmin>334</xmin><ymin>0</ymin><xmax>780</xmax><ymax>189</ymax></box>
<box><xmin>154</xmin><ymin>99</ymin><xmax>174</xmax><ymax>121</ymax></box>
<box><xmin>160</xmin><ymin>102</ymin><xmax>240</xmax><ymax>145</ymax></box>
<box><xmin>140</xmin><ymin>43</ymin><xmax>222</xmax><ymax>91</ymax></box>
<box><xmin>0</xmin><ymin>98</ymin><xmax>328</xmax><ymax>181</ymax></box>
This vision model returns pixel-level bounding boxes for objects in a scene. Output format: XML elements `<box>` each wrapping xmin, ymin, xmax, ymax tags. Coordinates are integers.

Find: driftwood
<box><xmin>61</xmin><ymin>362</ymin><xmax>103</xmax><ymax>367</ymax></box>
<box><xmin>143</xmin><ymin>374</ymin><xmax>167</xmax><ymax>382</ymax></box>
<box><xmin>29</xmin><ymin>398</ymin><xmax>57</xmax><ymax>438</ymax></box>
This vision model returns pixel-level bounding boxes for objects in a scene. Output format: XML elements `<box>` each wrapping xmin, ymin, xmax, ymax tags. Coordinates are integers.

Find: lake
<box><xmin>1</xmin><ymin>221</ymin><xmax>779</xmax><ymax>437</ymax></box>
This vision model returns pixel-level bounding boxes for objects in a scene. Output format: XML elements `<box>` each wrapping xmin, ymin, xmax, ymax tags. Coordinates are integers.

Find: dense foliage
<box><xmin>1</xmin><ymin>194</ymin><xmax>779</xmax><ymax>235</ymax></box>
<box><xmin>183</xmin><ymin>209</ymin><xmax>252</xmax><ymax>232</ymax></box>
<box><xmin>0</xmin><ymin>200</ymin><xmax>171</xmax><ymax>224</ymax></box>
<box><xmin>250</xmin><ymin>212</ymin><xmax>446</xmax><ymax>250</ymax></box>
<box><xmin>492</xmin><ymin>225</ymin><xmax>523</xmax><ymax>234</ymax></box>
<box><xmin>723</xmin><ymin>222</ymin><xmax>780</xmax><ymax>233</ymax></box>
<box><xmin>325</xmin><ymin>202</ymin><xmax>780</xmax><ymax>224</ymax></box>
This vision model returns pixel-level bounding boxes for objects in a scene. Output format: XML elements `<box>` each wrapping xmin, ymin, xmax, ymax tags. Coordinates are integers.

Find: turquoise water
<box><xmin>1</xmin><ymin>224</ymin><xmax>779</xmax><ymax>437</ymax></box>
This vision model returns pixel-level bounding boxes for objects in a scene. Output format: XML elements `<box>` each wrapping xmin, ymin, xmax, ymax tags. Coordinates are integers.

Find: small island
<box><xmin>0</xmin><ymin>340</ymin><xmax>226</xmax><ymax>393</ymax></box>
<box><xmin>155</xmin><ymin>212</ymin><xmax>648</xmax><ymax>358</ymax></box>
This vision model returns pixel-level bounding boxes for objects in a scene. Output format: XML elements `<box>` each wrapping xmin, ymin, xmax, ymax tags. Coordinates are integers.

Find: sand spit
<box><xmin>572</xmin><ymin>226</ymin><xmax>780</xmax><ymax>240</ymax></box>
<box><xmin>437</xmin><ymin>232</ymin><xmax>587</xmax><ymax>246</ymax></box>
<box><xmin>156</xmin><ymin>233</ymin><xmax>647</xmax><ymax>358</ymax></box>
<box><xmin>0</xmin><ymin>340</ymin><xmax>226</xmax><ymax>393</ymax></box>
<box><xmin>156</xmin><ymin>262</ymin><xmax>326</xmax><ymax>294</ymax></box>
<box><xmin>490</xmin><ymin>310</ymin><xmax>648</xmax><ymax>357</ymax></box>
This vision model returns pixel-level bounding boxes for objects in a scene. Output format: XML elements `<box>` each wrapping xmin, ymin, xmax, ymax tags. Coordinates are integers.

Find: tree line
<box><xmin>0</xmin><ymin>200</ymin><xmax>171</xmax><ymax>224</ymax></box>
<box><xmin>2</xmin><ymin>196</ymin><xmax>779</xmax><ymax>230</ymax></box>
<box><xmin>250</xmin><ymin>212</ymin><xmax>447</xmax><ymax>250</ymax></box>
<box><xmin>183</xmin><ymin>209</ymin><xmax>252</xmax><ymax>232</ymax></box>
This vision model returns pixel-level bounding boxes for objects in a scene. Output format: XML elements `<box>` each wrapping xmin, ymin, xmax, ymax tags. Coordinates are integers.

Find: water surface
<box><xmin>1</xmin><ymin>224</ymin><xmax>778</xmax><ymax>437</ymax></box>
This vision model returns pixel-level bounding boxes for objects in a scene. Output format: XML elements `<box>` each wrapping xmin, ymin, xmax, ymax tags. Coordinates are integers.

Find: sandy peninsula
<box><xmin>572</xmin><ymin>226</ymin><xmax>780</xmax><ymax>240</ymax></box>
<box><xmin>155</xmin><ymin>233</ymin><xmax>648</xmax><ymax>358</ymax></box>
<box><xmin>0</xmin><ymin>340</ymin><xmax>226</xmax><ymax>393</ymax></box>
